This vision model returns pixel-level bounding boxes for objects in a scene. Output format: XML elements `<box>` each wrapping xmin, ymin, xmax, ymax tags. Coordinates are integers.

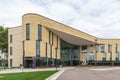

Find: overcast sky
<box><xmin>0</xmin><ymin>0</ymin><xmax>120</xmax><ymax>38</ymax></box>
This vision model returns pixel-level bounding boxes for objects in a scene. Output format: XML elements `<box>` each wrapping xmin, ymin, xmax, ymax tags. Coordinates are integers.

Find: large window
<box><xmin>61</xmin><ymin>39</ymin><xmax>80</xmax><ymax>66</ymax></box>
<box><xmin>100</xmin><ymin>44</ymin><xmax>104</xmax><ymax>53</ymax></box>
<box><xmin>10</xmin><ymin>35</ymin><xmax>12</xmax><ymax>43</ymax></box>
<box><xmin>36</xmin><ymin>40</ymin><xmax>40</xmax><ymax>56</ymax></box>
<box><xmin>82</xmin><ymin>45</ymin><xmax>87</xmax><ymax>53</ymax></box>
<box><xmin>38</xmin><ymin>24</ymin><xmax>42</xmax><ymax>40</ymax></box>
<box><xmin>10</xmin><ymin>59</ymin><xmax>12</xmax><ymax>67</ymax></box>
<box><xmin>26</xmin><ymin>23</ymin><xmax>30</xmax><ymax>40</ymax></box>
<box><xmin>10</xmin><ymin>47</ymin><xmax>12</xmax><ymax>55</ymax></box>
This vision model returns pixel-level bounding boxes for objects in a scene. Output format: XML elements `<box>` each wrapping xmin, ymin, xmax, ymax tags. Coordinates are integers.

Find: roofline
<box><xmin>22</xmin><ymin>13</ymin><xmax>99</xmax><ymax>38</ymax></box>
<box><xmin>22</xmin><ymin>13</ymin><xmax>120</xmax><ymax>40</ymax></box>
<box><xmin>8</xmin><ymin>26</ymin><xmax>22</xmax><ymax>29</ymax></box>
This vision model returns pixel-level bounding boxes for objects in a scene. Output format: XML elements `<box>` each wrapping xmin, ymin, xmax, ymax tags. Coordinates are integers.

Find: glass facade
<box><xmin>60</xmin><ymin>39</ymin><xmax>80</xmax><ymax>66</ymax></box>
<box><xmin>26</xmin><ymin>23</ymin><xmax>30</xmax><ymax>40</ymax></box>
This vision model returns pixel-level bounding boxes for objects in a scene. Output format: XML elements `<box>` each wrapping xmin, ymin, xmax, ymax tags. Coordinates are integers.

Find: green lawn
<box><xmin>0</xmin><ymin>70</ymin><xmax>58</xmax><ymax>80</ymax></box>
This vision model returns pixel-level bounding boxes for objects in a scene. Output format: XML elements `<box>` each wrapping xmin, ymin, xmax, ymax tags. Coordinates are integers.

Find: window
<box><xmin>115</xmin><ymin>44</ymin><xmax>118</xmax><ymax>53</ymax></box>
<box><xmin>50</xmin><ymin>45</ymin><xmax>52</xmax><ymax>59</ymax></box>
<box><xmin>116</xmin><ymin>52</ymin><xmax>119</xmax><ymax>61</ymax></box>
<box><xmin>10</xmin><ymin>47</ymin><xmax>12</xmax><ymax>55</ymax></box>
<box><xmin>57</xmin><ymin>36</ymin><xmax>58</xmax><ymax>47</ymax></box>
<box><xmin>96</xmin><ymin>45</ymin><xmax>99</xmax><ymax>53</ymax></box>
<box><xmin>100</xmin><ymin>44</ymin><xmax>104</xmax><ymax>53</ymax></box>
<box><xmin>26</xmin><ymin>23</ymin><xmax>30</xmax><ymax>40</ymax></box>
<box><xmin>10</xmin><ymin>59</ymin><xmax>12</xmax><ymax>67</ymax></box>
<box><xmin>49</xmin><ymin>31</ymin><xmax>51</xmax><ymax>44</ymax></box>
<box><xmin>52</xmin><ymin>32</ymin><xmax>53</xmax><ymax>45</ymax></box>
<box><xmin>38</xmin><ymin>24</ymin><xmax>42</xmax><ymax>40</ymax></box>
<box><xmin>90</xmin><ymin>45</ymin><xmax>93</xmax><ymax>53</ymax></box>
<box><xmin>102</xmin><ymin>53</ymin><xmax>106</xmax><ymax>61</ymax></box>
<box><xmin>36</xmin><ymin>40</ymin><xmax>40</xmax><ymax>56</ymax></box>
<box><xmin>10</xmin><ymin>35</ymin><xmax>12</xmax><ymax>43</ymax></box>
<box><xmin>108</xmin><ymin>44</ymin><xmax>111</xmax><ymax>53</ymax></box>
<box><xmin>45</xmin><ymin>43</ymin><xmax>47</xmax><ymax>59</ymax></box>
<box><xmin>89</xmin><ymin>53</ymin><xmax>94</xmax><ymax>61</ymax></box>
<box><xmin>45</xmin><ymin>43</ymin><xmax>48</xmax><ymax>66</ymax></box>
<box><xmin>82</xmin><ymin>45</ymin><xmax>87</xmax><ymax>53</ymax></box>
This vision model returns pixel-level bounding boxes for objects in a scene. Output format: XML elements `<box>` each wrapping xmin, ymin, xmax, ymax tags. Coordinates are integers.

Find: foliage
<box><xmin>0</xmin><ymin>26</ymin><xmax>8</xmax><ymax>53</ymax></box>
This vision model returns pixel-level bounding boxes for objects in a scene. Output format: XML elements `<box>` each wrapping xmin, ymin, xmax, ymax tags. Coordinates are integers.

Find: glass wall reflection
<box><xmin>60</xmin><ymin>39</ymin><xmax>80</xmax><ymax>66</ymax></box>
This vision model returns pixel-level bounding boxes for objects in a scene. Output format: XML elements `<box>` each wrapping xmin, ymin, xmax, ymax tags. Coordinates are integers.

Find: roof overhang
<box><xmin>47</xmin><ymin>27</ymin><xmax>96</xmax><ymax>45</ymax></box>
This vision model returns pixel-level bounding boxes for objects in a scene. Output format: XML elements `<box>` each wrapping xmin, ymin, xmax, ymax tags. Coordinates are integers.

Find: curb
<box><xmin>45</xmin><ymin>69</ymin><xmax>66</xmax><ymax>80</ymax></box>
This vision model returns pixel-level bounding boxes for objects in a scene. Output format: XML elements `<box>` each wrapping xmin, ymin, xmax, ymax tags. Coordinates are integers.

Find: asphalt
<box><xmin>57</xmin><ymin>67</ymin><xmax>120</xmax><ymax>80</ymax></box>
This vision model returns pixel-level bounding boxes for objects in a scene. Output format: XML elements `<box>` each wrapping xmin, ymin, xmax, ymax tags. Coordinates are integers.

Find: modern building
<box><xmin>8</xmin><ymin>13</ymin><xmax>120</xmax><ymax>68</ymax></box>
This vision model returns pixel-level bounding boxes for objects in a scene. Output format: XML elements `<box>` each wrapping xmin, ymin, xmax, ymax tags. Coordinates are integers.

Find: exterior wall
<box><xmin>8</xmin><ymin>13</ymin><xmax>120</xmax><ymax>67</ymax></box>
<box><xmin>80</xmin><ymin>39</ymin><xmax>120</xmax><ymax>61</ymax></box>
<box><xmin>8</xmin><ymin>27</ymin><xmax>23</xmax><ymax>67</ymax></box>
<box><xmin>22</xmin><ymin>18</ymin><xmax>60</xmax><ymax>59</ymax></box>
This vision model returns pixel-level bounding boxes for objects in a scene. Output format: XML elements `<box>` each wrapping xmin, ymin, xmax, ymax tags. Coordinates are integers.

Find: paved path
<box><xmin>0</xmin><ymin>67</ymin><xmax>74</xmax><ymax>74</ymax></box>
<box><xmin>57</xmin><ymin>67</ymin><xmax>120</xmax><ymax>80</ymax></box>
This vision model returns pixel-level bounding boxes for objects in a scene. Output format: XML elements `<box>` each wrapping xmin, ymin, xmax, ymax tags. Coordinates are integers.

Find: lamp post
<box><xmin>95</xmin><ymin>39</ymin><xmax>98</xmax><ymax>67</ymax></box>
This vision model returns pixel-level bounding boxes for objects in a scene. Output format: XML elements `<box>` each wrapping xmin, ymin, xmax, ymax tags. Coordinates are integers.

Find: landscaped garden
<box><xmin>0</xmin><ymin>70</ymin><xmax>57</xmax><ymax>80</ymax></box>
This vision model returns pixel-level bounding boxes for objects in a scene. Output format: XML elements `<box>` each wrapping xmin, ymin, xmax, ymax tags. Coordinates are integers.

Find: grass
<box><xmin>0</xmin><ymin>70</ymin><xmax>58</xmax><ymax>80</ymax></box>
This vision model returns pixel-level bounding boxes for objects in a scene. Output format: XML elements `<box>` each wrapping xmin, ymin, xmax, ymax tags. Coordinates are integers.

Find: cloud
<box><xmin>0</xmin><ymin>0</ymin><xmax>120</xmax><ymax>38</ymax></box>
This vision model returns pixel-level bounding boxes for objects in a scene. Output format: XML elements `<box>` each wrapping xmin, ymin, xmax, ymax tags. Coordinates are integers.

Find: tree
<box><xmin>0</xmin><ymin>26</ymin><xmax>8</xmax><ymax>67</ymax></box>
<box><xmin>0</xmin><ymin>26</ymin><xmax>8</xmax><ymax>53</ymax></box>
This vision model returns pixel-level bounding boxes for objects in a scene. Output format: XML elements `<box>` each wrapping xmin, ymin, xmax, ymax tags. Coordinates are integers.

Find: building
<box><xmin>8</xmin><ymin>13</ymin><xmax>120</xmax><ymax>68</ymax></box>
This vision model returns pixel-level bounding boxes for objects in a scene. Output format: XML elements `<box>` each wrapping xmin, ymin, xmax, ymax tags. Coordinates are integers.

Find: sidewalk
<box><xmin>0</xmin><ymin>67</ymin><xmax>74</xmax><ymax>74</ymax></box>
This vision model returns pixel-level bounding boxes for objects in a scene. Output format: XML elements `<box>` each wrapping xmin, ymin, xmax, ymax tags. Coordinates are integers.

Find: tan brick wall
<box><xmin>8</xmin><ymin>13</ymin><xmax>120</xmax><ymax>67</ymax></box>
<box><xmin>8</xmin><ymin>27</ymin><xmax>23</xmax><ymax>67</ymax></box>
